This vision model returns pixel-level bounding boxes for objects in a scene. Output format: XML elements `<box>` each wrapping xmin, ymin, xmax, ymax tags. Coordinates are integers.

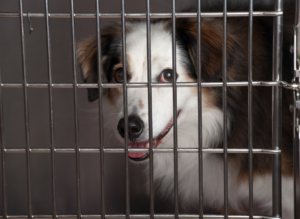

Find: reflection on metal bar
<box><xmin>0</xmin><ymin>11</ymin><xmax>283</xmax><ymax>19</ymax></box>
<box><xmin>222</xmin><ymin>0</ymin><xmax>228</xmax><ymax>218</ymax></box>
<box><xmin>70</xmin><ymin>1</ymin><xmax>81</xmax><ymax>218</ymax></box>
<box><xmin>95</xmin><ymin>0</ymin><xmax>106</xmax><ymax>217</ymax></box>
<box><xmin>120</xmin><ymin>0</ymin><xmax>130</xmax><ymax>218</ymax></box>
<box><xmin>197</xmin><ymin>0</ymin><xmax>203</xmax><ymax>218</ymax></box>
<box><xmin>145</xmin><ymin>0</ymin><xmax>154</xmax><ymax>218</ymax></box>
<box><xmin>272</xmin><ymin>0</ymin><xmax>283</xmax><ymax>217</ymax></box>
<box><xmin>0</xmin><ymin>48</ymin><xmax>7</xmax><ymax>219</ymax></box>
<box><xmin>19</xmin><ymin>0</ymin><xmax>33</xmax><ymax>218</ymax></box>
<box><xmin>0</xmin><ymin>81</ymin><xmax>285</xmax><ymax>88</ymax></box>
<box><xmin>171</xmin><ymin>0</ymin><xmax>179</xmax><ymax>217</ymax></box>
<box><xmin>0</xmin><ymin>214</ymin><xmax>282</xmax><ymax>219</ymax></box>
<box><xmin>0</xmin><ymin>148</ymin><xmax>282</xmax><ymax>154</ymax></box>
<box><xmin>248</xmin><ymin>0</ymin><xmax>254</xmax><ymax>218</ymax></box>
<box><xmin>44</xmin><ymin>0</ymin><xmax>57</xmax><ymax>218</ymax></box>
<box><xmin>294</xmin><ymin>0</ymin><xmax>300</xmax><ymax>77</ymax></box>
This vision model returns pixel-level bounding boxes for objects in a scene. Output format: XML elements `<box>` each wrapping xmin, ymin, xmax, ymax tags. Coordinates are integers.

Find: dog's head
<box><xmin>77</xmin><ymin>19</ymin><xmax>237</xmax><ymax>161</ymax></box>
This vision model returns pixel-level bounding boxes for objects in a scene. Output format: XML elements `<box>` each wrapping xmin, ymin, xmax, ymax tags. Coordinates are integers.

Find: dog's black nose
<box><xmin>117</xmin><ymin>115</ymin><xmax>144</xmax><ymax>139</ymax></box>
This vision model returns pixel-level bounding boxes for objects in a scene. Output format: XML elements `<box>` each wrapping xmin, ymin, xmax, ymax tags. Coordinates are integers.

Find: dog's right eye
<box><xmin>115</xmin><ymin>68</ymin><xmax>124</xmax><ymax>83</ymax></box>
<box><xmin>159</xmin><ymin>69</ymin><xmax>177</xmax><ymax>83</ymax></box>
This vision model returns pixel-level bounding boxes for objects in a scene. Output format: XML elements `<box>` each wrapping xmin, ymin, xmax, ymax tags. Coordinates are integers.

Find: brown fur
<box><xmin>139</xmin><ymin>99</ymin><xmax>144</xmax><ymax>109</ymax></box>
<box><xmin>172</xmin><ymin>10</ymin><xmax>294</xmax><ymax>184</ymax></box>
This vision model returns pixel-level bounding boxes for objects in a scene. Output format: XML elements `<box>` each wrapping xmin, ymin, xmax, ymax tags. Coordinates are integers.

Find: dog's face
<box><xmin>77</xmin><ymin>19</ymin><xmax>229</xmax><ymax>161</ymax></box>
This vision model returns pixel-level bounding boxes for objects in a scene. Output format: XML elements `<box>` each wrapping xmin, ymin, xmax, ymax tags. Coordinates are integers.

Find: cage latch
<box><xmin>27</xmin><ymin>10</ymin><xmax>34</xmax><ymax>34</ymax></box>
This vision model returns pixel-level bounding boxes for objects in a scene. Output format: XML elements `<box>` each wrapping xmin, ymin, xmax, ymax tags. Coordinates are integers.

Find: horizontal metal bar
<box><xmin>0</xmin><ymin>81</ymin><xmax>284</xmax><ymax>88</ymax></box>
<box><xmin>1</xmin><ymin>214</ymin><xmax>281</xmax><ymax>219</ymax></box>
<box><xmin>0</xmin><ymin>148</ymin><xmax>281</xmax><ymax>154</ymax></box>
<box><xmin>0</xmin><ymin>11</ymin><xmax>283</xmax><ymax>19</ymax></box>
<box><xmin>101</xmin><ymin>148</ymin><xmax>281</xmax><ymax>154</ymax></box>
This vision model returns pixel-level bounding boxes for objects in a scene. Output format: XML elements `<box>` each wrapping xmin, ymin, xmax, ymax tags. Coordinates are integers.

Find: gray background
<box><xmin>0</xmin><ymin>0</ymin><xmax>196</xmax><ymax>215</ymax></box>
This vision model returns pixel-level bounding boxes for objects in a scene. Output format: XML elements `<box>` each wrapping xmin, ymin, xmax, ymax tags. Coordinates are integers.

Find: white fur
<box><xmin>104</xmin><ymin>21</ymin><xmax>293</xmax><ymax>218</ymax></box>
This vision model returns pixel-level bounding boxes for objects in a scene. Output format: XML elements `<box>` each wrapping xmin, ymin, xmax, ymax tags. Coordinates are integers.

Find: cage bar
<box><xmin>0</xmin><ymin>11</ymin><xmax>283</xmax><ymax>19</ymax></box>
<box><xmin>171</xmin><ymin>0</ymin><xmax>179</xmax><ymax>218</ymax></box>
<box><xmin>120</xmin><ymin>0</ymin><xmax>130</xmax><ymax>218</ymax></box>
<box><xmin>0</xmin><ymin>58</ymin><xmax>7</xmax><ymax>219</ymax></box>
<box><xmin>222</xmin><ymin>0</ymin><xmax>228</xmax><ymax>218</ymax></box>
<box><xmin>145</xmin><ymin>0</ymin><xmax>155</xmax><ymax>218</ymax></box>
<box><xmin>19</xmin><ymin>0</ymin><xmax>33</xmax><ymax>218</ymax></box>
<box><xmin>248</xmin><ymin>0</ymin><xmax>254</xmax><ymax>218</ymax></box>
<box><xmin>44</xmin><ymin>0</ymin><xmax>57</xmax><ymax>217</ymax></box>
<box><xmin>0</xmin><ymin>81</ymin><xmax>286</xmax><ymax>89</ymax></box>
<box><xmin>0</xmin><ymin>148</ymin><xmax>282</xmax><ymax>154</ymax></box>
<box><xmin>0</xmin><ymin>214</ymin><xmax>283</xmax><ymax>219</ymax></box>
<box><xmin>196</xmin><ymin>0</ymin><xmax>203</xmax><ymax>218</ymax></box>
<box><xmin>294</xmin><ymin>0</ymin><xmax>300</xmax><ymax>79</ymax></box>
<box><xmin>272</xmin><ymin>0</ymin><xmax>283</xmax><ymax>216</ymax></box>
<box><xmin>70</xmin><ymin>0</ymin><xmax>82</xmax><ymax>218</ymax></box>
<box><xmin>95</xmin><ymin>0</ymin><xmax>106</xmax><ymax>217</ymax></box>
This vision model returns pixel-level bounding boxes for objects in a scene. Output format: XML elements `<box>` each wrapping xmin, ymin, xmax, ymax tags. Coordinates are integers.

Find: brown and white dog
<box><xmin>77</xmin><ymin>1</ymin><xmax>295</xmax><ymax>217</ymax></box>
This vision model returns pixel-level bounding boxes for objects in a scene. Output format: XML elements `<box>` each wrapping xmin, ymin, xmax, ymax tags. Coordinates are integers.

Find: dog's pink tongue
<box><xmin>128</xmin><ymin>141</ymin><xmax>148</xmax><ymax>158</ymax></box>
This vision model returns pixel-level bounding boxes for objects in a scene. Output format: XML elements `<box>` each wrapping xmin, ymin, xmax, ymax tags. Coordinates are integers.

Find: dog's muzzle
<box><xmin>117</xmin><ymin>115</ymin><xmax>148</xmax><ymax>161</ymax></box>
<box><xmin>117</xmin><ymin>112</ymin><xmax>180</xmax><ymax>161</ymax></box>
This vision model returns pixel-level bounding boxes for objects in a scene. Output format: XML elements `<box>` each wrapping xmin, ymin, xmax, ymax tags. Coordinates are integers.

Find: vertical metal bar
<box><xmin>70</xmin><ymin>1</ymin><xmax>81</xmax><ymax>218</ymax></box>
<box><xmin>146</xmin><ymin>0</ymin><xmax>154</xmax><ymax>218</ymax></box>
<box><xmin>293</xmin><ymin>1</ymin><xmax>300</xmax><ymax>218</ymax></box>
<box><xmin>196</xmin><ymin>0</ymin><xmax>203</xmax><ymax>218</ymax></box>
<box><xmin>19</xmin><ymin>0</ymin><xmax>33</xmax><ymax>218</ymax></box>
<box><xmin>296</xmin><ymin>0</ymin><xmax>300</xmax><ymax>32</ymax></box>
<box><xmin>171</xmin><ymin>0</ymin><xmax>179</xmax><ymax>218</ymax></box>
<box><xmin>248</xmin><ymin>0</ymin><xmax>253</xmax><ymax>218</ymax></box>
<box><xmin>272</xmin><ymin>0</ymin><xmax>283</xmax><ymax>217</ymax></box>
<box><xmin>294</xmin><ymin>0</ymin><xmax>300</xmax><ymax>77</ymax></box>
<box><xmin>44</xmin><ymin>0</ymin><xmax>57</xmax><ymax>218</ymax></box>
<box><xmin>121</xmin><ymin>0</ymin><xmax>130</xmax><ymax>218</ymax></box>
<box><xmin>0</xmin><ymin>68</ymin><xmax>7</xmax><ymax>219</ymax></box>
<box><xmin>95</xmin><ymin>0</ymin><xmax>106</xmax><ymax>218</ymax></box>
<box><xmin>222</xmin><ymin>0</ymin><xmax>228</xmax><ymax>218</ymax></box>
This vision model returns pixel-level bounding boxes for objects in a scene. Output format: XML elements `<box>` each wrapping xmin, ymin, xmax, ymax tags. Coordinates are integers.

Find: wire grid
<box><xmin>0</xmin><ymin>0</ymin><xmax>294</xmax><ymax>218</ymax></box>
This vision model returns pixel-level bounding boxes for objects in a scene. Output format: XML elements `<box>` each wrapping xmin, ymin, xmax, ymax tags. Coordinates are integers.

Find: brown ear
<box><xmin>175</xmin><ymin>18</ymin><xmax>237</xmax><ymax>82</ymax></box>
<box><xmin>77</xmin><ymin>24</ymin><xmax>122</xmax><ymax>102</ymax></box>
<box><xmin>77</xmin><ymin>37</ymin><xmax>102</xmax><ymax>102</ymax></box>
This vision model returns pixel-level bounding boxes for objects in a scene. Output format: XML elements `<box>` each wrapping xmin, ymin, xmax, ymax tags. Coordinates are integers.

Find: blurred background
<box><xmin>0</xmin><ymin>0</ymin><xmax>274</xmax><ymax>216</ymax></box>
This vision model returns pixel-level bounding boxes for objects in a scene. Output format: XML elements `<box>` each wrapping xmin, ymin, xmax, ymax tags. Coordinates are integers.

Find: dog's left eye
<box><xmin>159</xmin><ymin>69</ymin><xmax>174</xmax><ymax>82</ymax></box>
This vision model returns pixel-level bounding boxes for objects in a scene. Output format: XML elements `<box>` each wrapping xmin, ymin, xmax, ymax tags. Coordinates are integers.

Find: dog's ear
<box><xmin>77</xmin><ymin>37</ymin><xmax>100</xmax><ymax>102</ymax></box>
<box><xmin>77</xmin><ymin>26</ymin><xmax>122</xmax><ymax>102</ymax></box>
<box><xmin>176</xmin><ymin>18</ymin><xmax>237</xmax><ymax>81</ymax></box>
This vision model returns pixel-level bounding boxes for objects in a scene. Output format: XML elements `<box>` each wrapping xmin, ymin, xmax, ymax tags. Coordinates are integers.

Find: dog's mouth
<box><xmin>128</xmin><ymin>111</ymin><xmax>180</xmax><ymax>161</ymax></box>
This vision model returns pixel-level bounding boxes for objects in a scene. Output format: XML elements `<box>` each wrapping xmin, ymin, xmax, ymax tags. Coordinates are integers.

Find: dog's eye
<box><xmin>159</xmin><ymin>69</ymin><xmax>174</xmax><ymax>82</ymax></box>
<box><xmin>115</xmin><ymin>68</ymin><xmax>124</xmax><ymax>83</ymax></box>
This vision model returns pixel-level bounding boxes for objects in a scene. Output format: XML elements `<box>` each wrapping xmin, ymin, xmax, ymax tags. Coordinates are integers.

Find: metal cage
<box><xmin>0</xmin><ymin>0</ymin><xmax>299</xmax><ymax>218</ymax></box>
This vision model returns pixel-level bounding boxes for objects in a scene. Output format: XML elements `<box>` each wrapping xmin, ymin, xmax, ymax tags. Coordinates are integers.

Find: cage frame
<box><xmin>0</xmin><ymin>0</ymin><xmax>299</xmax><ymax>218</ymax></box>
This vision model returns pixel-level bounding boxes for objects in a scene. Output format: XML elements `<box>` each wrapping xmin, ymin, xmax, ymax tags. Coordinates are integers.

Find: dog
<box><xmin>77</xmin><ymin>1</ymin><xmax>295</xmax><ymax>217</ymax></box>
